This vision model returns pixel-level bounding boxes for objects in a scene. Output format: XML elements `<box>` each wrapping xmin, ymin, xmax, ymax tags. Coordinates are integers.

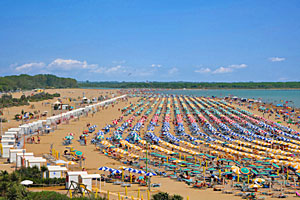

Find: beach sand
<box><xmin>2</xmin><ymin>89</ymin><xmax>300</xmax><ymax>200</ymax></box>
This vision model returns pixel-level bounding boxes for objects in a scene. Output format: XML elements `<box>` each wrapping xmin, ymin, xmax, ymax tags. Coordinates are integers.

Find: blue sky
<box><xmin>0</xmin><ymin>0</ymin><xmax>299</xmax><ymax>82</ymax></box>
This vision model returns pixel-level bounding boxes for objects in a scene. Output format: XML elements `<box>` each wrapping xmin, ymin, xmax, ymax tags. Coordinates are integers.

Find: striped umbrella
<box><xmin>146</xmin><ymin>172</ymin><xmax>157</xmax><ymax>176</ymax></box>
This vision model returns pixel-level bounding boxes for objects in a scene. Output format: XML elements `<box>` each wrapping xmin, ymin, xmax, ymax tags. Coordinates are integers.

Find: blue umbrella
<box><xmin>99</xmin><ymin>166</ymin><xmax>110</xmax><ymax>171</ymax></box>
<box><xmin>146</xmin><ymin>172</ymin><xmax>157</xmax><ymax>176</ymax></box>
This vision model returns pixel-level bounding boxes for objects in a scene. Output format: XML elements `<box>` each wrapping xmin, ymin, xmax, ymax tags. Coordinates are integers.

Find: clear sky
<box><xmin>0</xmin><ymin>0</ymin><xmax>299</xmax><ymax>82</ymax></box>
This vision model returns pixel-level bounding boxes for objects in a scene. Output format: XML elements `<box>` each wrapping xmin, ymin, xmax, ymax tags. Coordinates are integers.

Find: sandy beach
<box><xmin>1</xmin><ymin>88</ymin><xmax>300</xmax><ymax>200</ymax></box>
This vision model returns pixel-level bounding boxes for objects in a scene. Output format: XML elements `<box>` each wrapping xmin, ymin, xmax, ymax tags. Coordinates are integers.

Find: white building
<box><xmin>78</xmin><ymin>174</ymin><xmax>101</xmax><ymax>191</ymax></box>
<box><xmin>65</xmin><ymin>171</ymin><xmax>88</xmax><ymax>189</ymax></box>
<box><xmin>9</xmin><ymin>149</ymin><xmax>25</xmax><ymax>163</ymax></box>
<box><xmin>46</xmin><ymin>166</ymin><xmax>68</xmax><ymax>179</ymax></box>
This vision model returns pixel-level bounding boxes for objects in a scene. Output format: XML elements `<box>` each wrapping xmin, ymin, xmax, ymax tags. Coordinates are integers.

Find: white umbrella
<box><xmin>21</xmin><ymin>180</ymin><xmax>33</xmax><ymax>185</ymax></box>
<box><xmin>55</xmin><ymin>160</ymin><xmax>67</xmax><ymax>164</ymax></box>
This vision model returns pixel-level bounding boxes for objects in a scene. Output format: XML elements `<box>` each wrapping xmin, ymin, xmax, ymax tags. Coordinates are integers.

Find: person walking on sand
<box><xmin>37</xmin><ymin>136</ymin><xmax>40</xmax><ymax>144</ymax></box>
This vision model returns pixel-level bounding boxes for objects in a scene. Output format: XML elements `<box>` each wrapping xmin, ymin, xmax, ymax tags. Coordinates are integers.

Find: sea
<box><xmin>154</xmin><ymin>89</ymin><xmax>300</xmax><ymax>108</ymax></box>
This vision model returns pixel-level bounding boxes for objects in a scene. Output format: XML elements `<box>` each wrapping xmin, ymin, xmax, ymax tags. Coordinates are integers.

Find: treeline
<box><xmin>0</xmin><ymin>92</ymin><xmax>60</xmax><ymax>108</ymax></box>
<box><xmin>79</xmin><ymin>81</ymin><xmax>300</xmax><ymax>89</ymax></box>
<box><xmin>0</xmin><ymin>74</ymin><xmax>78</xmax><ymax>92</ymax></box>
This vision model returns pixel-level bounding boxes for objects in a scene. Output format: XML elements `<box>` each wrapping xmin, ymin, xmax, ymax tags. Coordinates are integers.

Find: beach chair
<box><xmin>151</xmin><ymin>183</ymin><xmax>161</xmax><ymax>188</ymax></box>
<box><xmin>271</xmin><ymin>193</ymin><xmax>288</xmax><ymax>198</ymax></box>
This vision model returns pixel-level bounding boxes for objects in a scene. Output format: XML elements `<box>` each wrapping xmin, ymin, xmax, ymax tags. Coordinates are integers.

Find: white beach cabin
<box><xmin>78</xmin><ymin>174</ymin><xmax>101</xmax><ymax>191</ymax></box>
<box><xmin>1</xmin><ymin>139</ymin><xmax>15</xmax><ymax>146</ymax></box>
<box><xmin>66</xmin><ymin>171</ymin><xmax>88</xmax><ymax>189</ymax></box>
<box><xmin>16</xmin><ymin>152</ymin><xmax>34</xmax><ymax>167</ymax></box>
<box><xmin>1</xmin><ymin>135</ymin><xmax>15</xmax><ymax>140</ymax></box>
<box><xmin>25</xmin><ymin>157</ymin><xmax>47</xmax><ymax>169</ymax></box>
<box><xmin>0</xmin><ymin>145</ymin><xmax>14</xmax><ymax>158</ymax></box>
<box><xmin>9</xmin><ymin>149</ymin><xmax>25</xmax><ymax>163</ymax></box>
<box><xmin>46</xmin><ymin>166</ymin><xmax>68</xmax><ymax>178</ymax></box>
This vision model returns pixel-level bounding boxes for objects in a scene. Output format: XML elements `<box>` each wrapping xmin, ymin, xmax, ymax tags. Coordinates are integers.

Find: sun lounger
<box><xmin>222</xmin><ymin>190</ymin><xmax>233</xmax><ymax>194</ymax></box>
<box><xmin>113</xmin><ymin>181</ymin><xmax>123</xmax><ymax>185</ymax></box>
<box><xmin>151</xmin><ymin>183</ymin><xmax>161</xmax><ymax>187</ymax></box>
<box><xmin>271</xmin><ymin>193</ymin><xmax>288</xmax><ymax>198</ymax></box>
<box><xmin>121</xmin><ymin>183</ymin><xmax>131</xmax><ymax>187</ymax></box>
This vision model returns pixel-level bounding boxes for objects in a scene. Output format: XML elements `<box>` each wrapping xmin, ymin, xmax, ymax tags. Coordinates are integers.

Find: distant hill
<box><xmin>78</xmin><ymin>81</ymin><xmax>300</xmax><ymax>89</ymax></box>
<box><xmin>0</xmin><ymin>74</ymin><xmax>78</xmax><ymax>92</ymax></box>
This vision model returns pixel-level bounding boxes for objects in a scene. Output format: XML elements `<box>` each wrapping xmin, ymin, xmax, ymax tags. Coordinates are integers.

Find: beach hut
<box><xmin>46</xmin><ymin>166</ymin><xmax>68</xmax><ymax>178</ymax></box>
<box><xmin>25</xmin><ymin>157</ymin><xmax>47</xmax><ymax>169</ymax></box>
<box><xmin>78</xmin><ymin>174</ymin><xmax>101</xmax><ymax>191</ymax></box>
<box><xmin>4</xmin><ymin>131</ymin><xmax>18</xmax><ymax>137</ymax></box>
<box><xmin>1</xmin><ymin>139</ymin><xmax>15</xmax><ymax>146</ymax></box>
<box><xmin>1</xmin><ymin>135</ymin><xmax>15</xmax><ymax>140</ymax></box>
<box><xmin>16</xmin><ymin>152</ymin><xmax>34</xmax><ymax>167</ymax></box>
<box><xmin>8</xmin><ymin>128</ymin><xmax>21</xmax><ymax>133</ymax></box>
<box><xmin>9</xmin><ymin>149</ymin><xmax>25</xmax><ymax>163</ymax></box>
<box><xmin>0</xmin><ymin>145</ymin><xmax>14</xmax><ymax>158</ymax></box>
<box><xmin>66</xmin><ymin>171</ymin><xmax>88</xmax><ymax>189</ymax></box>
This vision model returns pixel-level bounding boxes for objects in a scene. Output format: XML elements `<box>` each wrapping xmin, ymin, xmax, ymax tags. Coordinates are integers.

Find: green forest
<box><xmin>0</xmin><ymin>74</ymin><xmax>78</xmax><ymax>92</ymax></box>
<box><xmin>79</xmin><ymin>81</ymin><xmax>300</xmax><ymax>89</ymax></box>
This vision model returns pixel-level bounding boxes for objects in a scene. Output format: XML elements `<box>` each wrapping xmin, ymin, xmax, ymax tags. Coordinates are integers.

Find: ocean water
<box><xmin>154</xmin><ymin>89</ymin><xmax>300</xmax><ymax>108</ymax></box>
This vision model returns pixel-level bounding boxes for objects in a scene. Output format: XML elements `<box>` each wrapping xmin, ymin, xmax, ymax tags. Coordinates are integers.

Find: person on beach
<box><xmin>37</xmin><ymin>136</ymin><xmax>40</xmax><ymax>144</ymax></box>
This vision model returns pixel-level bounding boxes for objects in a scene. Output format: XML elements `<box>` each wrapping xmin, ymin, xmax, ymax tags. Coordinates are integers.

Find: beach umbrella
<box><xmin>259</xmin><ymin>172</ymin><xmax>268</xmax><ymax>176</ymax></box>
<box><xmin>146</xmin><ymin>172</ymin><xmax>156</xmax><ymax>176</ymax></box>
<box><xmin>208</xmin><ymin>168</ymin><xmax>217</xmax><ymax>171</ymax></box>
<box><xmin>264</xmin><ymin>168</ymin><xmax>273</xmax><ymax>171</ymax></box>
<box><xmin>249</xmin><ymin>184</ymin><xmax>262</xmax><ymax>188</ymax></box>
<box><xmin>231</xmin><ymin>166</ymin><xmax>240</xmax><ymax>174</ymax></box>
<box><xmin>55</xmin><ymin>160</ymin><xmax>67</xmax><ymax>165</ymax></box>
<box><xmin>128</xmin><ymin>168</ymin><xmax>138</xmax><ymax>173</ymax></box>
<box><xmin>137</xmin><ymin>170</ymin><xmax>146</xmax><ymax>174</ymax></box>
<box><xmin>98</xmin><ymin>167</ymin><xmax>110</xmax><ymax>171</ymax></box>
<box><xmin>240</xmin><ymin>168</ymin><xmax>250</xmax><ymax>175</ymax></box>
<box><xmin>20</xmin><ymin>180</ymin><xmax>33</xmax><ymax>185</ymax></box>
<box><xmin>75</xmin><ymin>151</ymin><xmax>83</xmax><ymax>156</ymax></box>
<box><xmin>253</xmin><ymin>178</ymin><xmax>265</xmax><ymax>184</ymax></box>
<box><xmin>251</xmin><ymin>169</ymin><xmax>258</xmax><ymax>175</ymax></box>
<box><xmin>67</xmin><ymin>161</ymin><xmax>77</xmax><ymax>165</ymax></box>
<box><xmin>272</xmin><ymin>163</ymin><xmax>280</xmax><ymax>169</ymax></box>
<box><xmin>268</xmin><ymin>174</ymin><xmax>279</xmax><ymax>178</ymax></box>
<box><xmin>295</xmin><ymin>173</ymin><xmax>300</xmax><ymax>177</ymax></box>
<box><xmin>255</xmin><ymin>166</ymin><xmax>264</xmax><ymax>169</ymax></box>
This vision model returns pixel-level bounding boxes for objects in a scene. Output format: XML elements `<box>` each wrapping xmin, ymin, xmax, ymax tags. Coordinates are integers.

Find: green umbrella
<box><xmin>183</xmin><ymin>169</ymin><xmax>191</xmax><ymax>171</ymax></box>
<box><xmin>268</xmin><ymin>174</ymin><xmax>279</xmax><ymax>178</ymax></box>
<box><xmin>259</xmin><ymin>172</ymin><xmax>268</xmax><ymax>176</ymax></box>
<box><xmin>240</xmin><ymin>167</ymin><xmax>250</xmax><ymax>175</ymax></box>
<box><xmin>263</xmin><ymin>162</ymin><xmax>271</xmax><ymax>165</ymax></box>
<box><xmin>75</xmin><ymin>151</ymin><xmax>83</xmax><ymax>156</ymax></box>
<box><xmin>242</xmin><ymin>158</ymin><xmax>250</xmax><ymax>161</ymax></box>
<box><xmin>223</xmin><ymin>165</ymin><xmax>232</xmax><ymax>168</ymax></box>
<box><xmin>207</xmin><ymin>168</ymin><xmax>216</xmax><ymax>171</ymax></box>
<box><xmin>272</xmin><ymin>163</ymin><xmax>280</xmax><ymax>169</ymax></box>
<box><xmin>264</xmin><ymin>168</ymin><xmax>273</xmax><ymax>171</ymax></box>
